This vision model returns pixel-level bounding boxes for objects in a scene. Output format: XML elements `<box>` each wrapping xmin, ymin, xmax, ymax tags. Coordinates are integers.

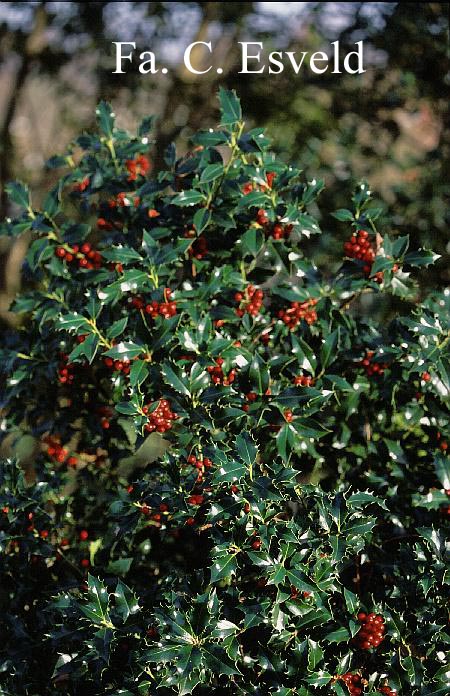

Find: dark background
<box><xmin>0</xmin><ymin>1</ymin><xmax>448</xmax><ymax>327</ymax></box>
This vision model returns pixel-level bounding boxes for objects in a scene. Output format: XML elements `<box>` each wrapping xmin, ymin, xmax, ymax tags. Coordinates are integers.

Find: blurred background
<box><xmin>0</xmin><ymin>1</ymin><xmax>448</xmax><ymax>328</ymax></box>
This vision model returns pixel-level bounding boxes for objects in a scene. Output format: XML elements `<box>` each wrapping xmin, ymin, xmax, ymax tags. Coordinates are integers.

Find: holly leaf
<box><xmin>114</xmin><ymin>580</ymin><xmax>140</xmax><ymax>623</ymax></box>
<box><xmin>172</xmin><ymin>190</ymin><xmax>206</xmax><ymax>207</ymax></box>
<box><xmin>162</xmin><ymin>363</ymin><xmax>191</xmax><ymax>397</ymax></box>
<box><xmin>200</xmin><ymin>164</ymin><xmax>223</xmax><ymax>184</ymax></box>
<box><xmin>218</xmin><ymin>87</ymin><xmax>242</xmax><ymax>126</ymax></box>
<box><xmin>210</xmin><ymin>551</ymin><xmax>238</xmax><ymax>583</ymax></box>
<box><xmin>130</xmin><ymin>360</ymin><xmax>149</xmax><ymax>388</ymax></box>
<box><xmin>434</xmin><ymin>452</ymin><xmax>450</xmax><ymax>489</ymax></box>
<box><xmin>236</xmin><ymin>432</ymin><xmax>257</xmax><ymax>468</ymax></box>
<box><xmin>6</xmin><ymin>181</ymin><xmax>31</xmax><ymax>210</ymax></box>
<box><xmin>96</xmin><ymin>101</ymin><xmax>115</xmax><ymax>137</ymax></box>
<box><xmin>103</xmin><ymin>342</ymin><xmax>144</xmax><ymax>360</ymax></box>
<box><xmin>332</xmin><ymin>209</ymin><xmax>354</xmax><ymax>222</ymax></box>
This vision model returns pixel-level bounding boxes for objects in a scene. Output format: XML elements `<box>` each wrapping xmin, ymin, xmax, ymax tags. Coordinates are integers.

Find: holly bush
<box><xmin>0</xmin><ymin>90</ymin><xmax>449</xmax><ymax>696</ymax></box>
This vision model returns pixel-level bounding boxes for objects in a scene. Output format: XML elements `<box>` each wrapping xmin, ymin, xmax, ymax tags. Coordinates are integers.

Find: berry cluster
<box><xmin>207</xmin><ymin>357</ymin><xmax>237</xmax><ymax>386</ymax></box>
<box><xmin>284</xmin><ymin>409</ymin><xmax>294</xmax><ymax>422</ymax></box>
<box><xmin>129</xmin><ymin>290</ymin><xmax>177</xmax><ymax>318</ymax></box>
<box><xmin>278</xmin><ymin>298</ymin><xmax>318</xmax><ymax>329</ymax></box>
<box><xmin>255</xmin><ymin>209</ymin><xmax>269</xmax><ymax>225</ymax></box>
<box><xmin>126</xmin><ymin>154</ymin><xmax>150</xmax><ymax>181</ymax></box>
<box><xmin>293</xmin><ymin>373</ymin><xmax>314</xmax><ymax>387</ymax></box>
<box><xmin>146</xmin><ymin>625</ymin><xmax>159</xmax><ymax>640</ymax></box>
<box><xmin>343</xmin><ymin>229</ymin><xmax>398</xmax><ymax>282</ymax></box>
<box><xmin>190</xmin><ymin>235</ymin><xmax>208</xmax><ymax>260</ymax></box>
<box><xmin>289</xmin><ymin>585</ymin><xmax>312</xmax><ymax>600</ymax></box>
<box><xmin>43</xmin><ymin>435</ymin><xmax>78</xmax><ymax>467</ymax></box>
<box><xmin>97</xmin><ymin>217</ymin><xmax>113</xmax><ymax>231</ymax></box>
<box><xmin>187</xmin><ymin>454</ymin><xmax>213</xmax><ymax>484</ymax></box>
<box><xmin>73</xmin><ymin>176</ymin><xmax>89</xmax><ymax>193</ymax></box>
<box><xmin>265</xmin><ymin>171</ymin><xmax>276</xmax><ymax>189</ymax></box>
<box><xmin>242</xmin><ymin>181</ymin><xmax>254</xmax><ymax>195</ymax></box>
<box><xmin>242</xmin><ymin>171</ymin><xmax>276</xmax><ymax>196</ymax></box>
<box><xmin>338</xmin><ymin>673</ymin><xmax>363</xmax><ymax>695</ymax></box>
<box><xmin>97</xmin><ymin>405</ymin><xmax>114</xmax><ymax>429</ymax></box>
<box><xmin>55</xmin><ymin>242</ymin><xmax>103</xmax><ymax>270</ymax></box>
<box><xmin>269</xmin><ymin>222</ymin><xmax>293</xmax><ymax>241</ymax></box>
<box><xmin>255</xmin><ymin>209</ymin><xmax>292</xmax><ymax>240</ymax></box>
<box><xmin>140</xmin><ymin>501</ymin><xmax>169</xmax><ymax>527</ymax></box>
<box><xmin>353</xmin><ymin>612</ymin><xmax>386</xmax><ymax>650</ymax></box>
<box><xmin>111</xmin><ymin>191</ymin><xmax>140</xmax><ymax>208</ymax></box>
<box><xmin>103</xmin><ymin>356</ymin><xmax>131</xmax><ymax>376</ymax></box>
<box><xmin>235</xmin><ymin>285</ymin><xmax>264</xmax><ymax>317</ymax></box>
<box><xmin>378</xmin><ymin>687</ymin><xmax>397</xmax><ymax>695</ymax></box>
<box><xmin>57</xmin><ymin>353</ymin><xmax>76</xmax><ymax>385</ymax></box>
<box><xmin>187</xmin><ymin>493</ymin><xmax>204</xmax><ymax>506</ymax></box>
<box><xmin>143</xmin><ymin>399</ymin><xmax>178</xmax><ymax>433</ymax></box>
<box><xmin>437</xmin><ymin>432</ymin><xmax>448</xmax><ymax>452</ymax></box>
<box><xmin>344</xmin><ymin>229</ymin><xmax>375</xmax><ymax>274</ymax></box>
<box><xmin>184</xmin><ymin>228</ymin><xmax>209</xmax><ymax>259</ymax></box>
<box><xmin>258</xmin><ymin>330</ymin><xmax>270</xmax><ymax>347</ymax></box>
<box><xmin>360</xmin><ymin>350</ymin><xmax>388</xmax><ymax>377</ymax></box>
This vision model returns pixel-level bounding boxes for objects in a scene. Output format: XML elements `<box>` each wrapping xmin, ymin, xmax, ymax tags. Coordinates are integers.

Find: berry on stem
<box><xmin>143</xmin><ymin>399</ymin><xmax>178</xmax><ymax>433</ymax></box>
<box><xmin>353</xmin><ymin>611</ymin><xmax>386</xmax><ymax>650</ymax></box>
<box><xmin>278</xmin><ymin>298</ymin><xmax>318</xmax><ymax>329</ymax></box>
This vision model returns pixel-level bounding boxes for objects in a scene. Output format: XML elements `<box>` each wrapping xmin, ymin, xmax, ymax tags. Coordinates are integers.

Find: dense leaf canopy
<box><xmin>0</xmin><ymin>91</ymin><xmax>448</xmax><ymax>696</ymax></box>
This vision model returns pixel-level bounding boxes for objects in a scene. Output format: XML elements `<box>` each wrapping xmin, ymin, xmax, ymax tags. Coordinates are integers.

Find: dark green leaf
<box><xmin>162</xmin><ymin>363</ymin><xmax>191</xmax><ymax>397</ymax></box>
<box><xmin>129</xmin><ymin>360</ymin><xmax>149</xmax><ymax>388</ymax></box>
<box><xmin>200</xmin><ymin>164</ymin><xmax>223</xmax><ymax>184</ymax></box>
<box><xmin>96</xmin><ymin>101</ymin><xmax>115</xmax><ymax>137</ymax></box>
<box><xmin>236</xmin><ymin>432</ymin><xmax>257</xmax><ymax>467</ymax></box>
<box><xmin>332</xmin><ymin>209</ymin><xmax>354</xmax><ymax>222</ymax></box>
<box><xmin>6</xmin><ymin>181</ymin><xmax>31</xmax><ymax>210</ymax></box>
<box><xmin>218</xmin><ymin>87</ymin><xmax>242</xmax><ymax>126</ymax></box>
<box><xmin>114</xmin><ymin>580</ymin><xmax>140</xmax><ymax>623</ymax></box>
<box><xmin>172</xmin><ymin>190</ymin><xmax>206</xmax><ymax>207</ymax></box>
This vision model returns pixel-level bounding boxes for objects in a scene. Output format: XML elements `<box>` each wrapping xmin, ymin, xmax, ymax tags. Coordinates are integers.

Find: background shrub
<box><xmin>0</xmin><ymin>91</ymin><xmax>448</xmax><ymax>695</ymax></box>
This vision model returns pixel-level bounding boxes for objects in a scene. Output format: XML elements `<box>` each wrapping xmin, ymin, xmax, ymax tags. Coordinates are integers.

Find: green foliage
<box><xmin>0</xmin><ymin>92</ymin><xmax>449</xmax><ymax>695</ymax></box>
